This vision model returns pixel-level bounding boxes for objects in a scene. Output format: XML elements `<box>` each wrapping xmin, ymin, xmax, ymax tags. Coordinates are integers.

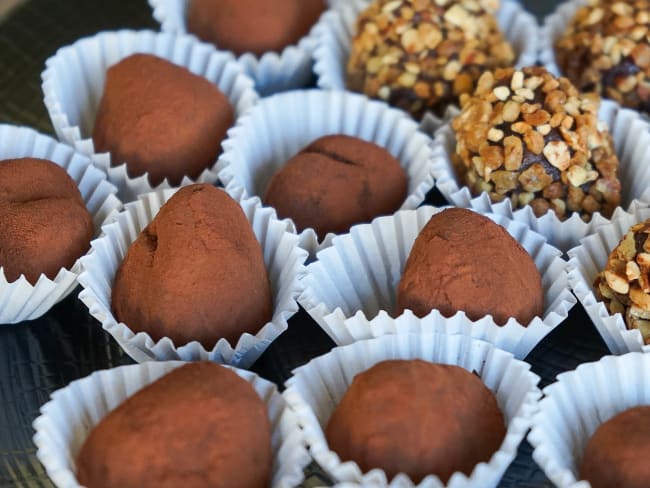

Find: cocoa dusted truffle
<box><xmin>347</xmin><ymin>0</ymin><xmax>514</xmax><ymax>118</ymax></box>
<box><xmin>580</xmin><ymin>405</ymin><xmax>650</xmax><ymax>488</ymax></box>
<box><xmin>111</xmin><ymin>183</ymin><xmax>272</xmax><ymax>347</ymax></box>
<box><xmin>263</xmin><ymin>134</ymin><xmax>407</xmax><ymax>240</ymax></box>
<box><xmin>187</xmin><ymin>0</ymin><xmax>326</xmax><ymax>56</ymax></box>
<box><xmin>397</xmin><ymin>208</ymin><xmax>543</xmax><ymax>325</ymax></box>
<box><xmin>325</xmin><ymin>359</ymin><xmax>506</xmax><ymax>483</ymax></box>
<box><xmin>93</xmin><ymin>53</ymin><xmax>234</xmax><ymax>187</ymax></box>
<box><xmin>594</xmin><ymin>218</ymin><xmax>650</xmax><ymax>343</ymax></box>
<box><xmin>0</xmin><ymin>157</ymin><xmax>93</xmax><ymax>284</ymax></box>
<box><xmin>452</xmin><ymin>66</ymin><xmax>621</xmax><ymax>220</ymax></box>
<box><xmin>555</xmin><ymin>0</ymin><xmax>650</xmax><ymax>113</ymax></box>
<box><xmin>77</xmin><ymin>362</ymin><xmax>272</xmax><ymax>488</ymax></box>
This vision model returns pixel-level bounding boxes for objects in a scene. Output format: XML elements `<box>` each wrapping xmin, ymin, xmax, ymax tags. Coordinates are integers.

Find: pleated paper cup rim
<box><xmin>567</xmin><ymin>201</ymin><xmax>650</xmax><ymax>355</ymax></box>
<box><xmin>33</xmin><ymin>361</ymin><xmax>310</xmax><ymax>488</ymax></box>
<box><xmin>313</xmin><ymin>0</ymin><xmax>538</xmax><ymax>98</ymax></box>
<box><xmin>298</xmin><ymin>206</ymin><xmax>576</xmax><ymax>360</ymax></box>
<box><xmin>41</xmin><ymin>29</ymin><xmax>259</xmax><ymax>203</ymax></box>
<box><xmin>529</xmin><ymin>352</ymin><xmax>650</xmax><ymax>488</ymax></box>
<box><xmin>77</xmin><ymin>188</ymin><xmax>308</xmax><ymax>368</ymax></box>
<box><xmin>147</xmin><ymin>0</ymin><xmax>335</xmax><ymax>95</ymax></box>
<box><xmin>283</xmin><ymin>333</ymin><xmax>542</xmax><ymax>487</ymax></box>
<box><xmin>540</xmin><ymin>0</ymin><xmax>593</xmax><ymax>78</ymax></box>
<box><xmin>432</xmin><ymin>98</ymin><xmax>650</xmax><ymax>254</ymax></box>
<box><xmin>216</xmin><ymin>89</ymin><xmax>437</xmax><ymax>258</ymax></box>
<box><xmin>0</xmin><ymin>124</ymin><xmax>122</xmax><ymax>324</ymax></box>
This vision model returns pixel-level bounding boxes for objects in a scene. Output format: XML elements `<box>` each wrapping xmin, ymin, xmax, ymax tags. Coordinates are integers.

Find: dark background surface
<box><xmin>0</xmin><ymin>1</ymin><xmax>611</xmax><ymax>487</ymax></box>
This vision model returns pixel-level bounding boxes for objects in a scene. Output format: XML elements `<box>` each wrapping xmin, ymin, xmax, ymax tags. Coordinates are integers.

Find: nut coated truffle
<box><xmin>347</xmin><ymin>0</ymin><xmax>514</xmax><ymax>119</ymax></box>
<box><xmin>187</xmin><ymin>0</ymin><xmax>326</xmax><ymax>56</ymax></box>
<box><xmin>93</xmin><ymin>53</ymin><xmax>234</xmax><ymax>187</ymax></box>
<box><xmin>555</xmin><ymin>0</ymin><xmax>650</xmax><ymax>113</ymax></box>
<box><xmin>397</xmin><ymin>208</ymin><xmax>543</xmax><ymax>325</ymax></box>
<box><xmin>111</xmin><ymin>184</ymin><xmax>272</xmax><ymax>347</ymax></box>
<box><xmin>325</xmin><ymin>359</ymin><xmax>506</xmax><ymax>483</ymax></box>
<box><xmin>76</xmin><ymin>362</ymin><xmax>272</xmax><ymax>488</ymax></box>
<box><xmin>452</xmin><ymin>66</ymin><xmax>621</xmax><ymax>220</ymax></box>
<box><xmin>580</xmin><ymin>406</ymin><xmax>650</xmax><ymax>488</ymax></box>
<box><xmin>263</xmin><ymin>134</ymin><xmax>408</xmax><ymax>240</ymax></box>
<box><xmin>594</xmin><ymin>218</ymin><xmax>650</xmax><ymax>343</ymax></box>
<box><xmin>0</xmin><ymin>158</ymin><xmax>93</xmax><ymax>284</ymax></box>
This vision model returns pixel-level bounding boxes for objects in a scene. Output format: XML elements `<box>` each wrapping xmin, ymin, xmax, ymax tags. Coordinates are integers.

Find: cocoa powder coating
<box><xmin>396</xmin><ymin>207</ymin><xmax>543</xmax><ymax>325</ymax></box>
<box><xmin>93</xmin><ymin>53</ymin><xmax>234</xmax><ymax>187</ymax></box>
<box><xmin>111</xmin><ymin>184</ymin><xmax>272</xmax><ymax>347</ymax></box>
<box><xmin>325</xmin><ymin>359</ymin><xmax>506</xmax><ymax>483</ymax></box>
<box><xmin>0</xmin><ymin>157</ymin><xmax>93</xmax><ymax>284</ymax></box>
<box><xmin>76</xmin><ymin>362</ymin><xmax>272</xmax><ymax>488</ymax></box>
<box><xmin>264</xmin><ymin>134</ymin><xmax>407</xmax><ymax>240</ymax></box>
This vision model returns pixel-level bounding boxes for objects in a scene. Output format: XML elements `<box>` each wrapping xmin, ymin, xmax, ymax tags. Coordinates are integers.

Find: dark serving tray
<box><xmin>0</xmin><ymin>1</ymin><xmax>610</xmax><ymax>487</ymax></box>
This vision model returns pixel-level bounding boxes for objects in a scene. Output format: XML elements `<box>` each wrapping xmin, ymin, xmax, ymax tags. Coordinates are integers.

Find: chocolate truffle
<box><xmin>396</xmin><ymin>208</ymin><xmax>543</xmax><ymax>325</ymax></box>
<box><xmin>452</xmin><ymin>66</ymin><xmax>621</xmax><ymax>220</ymax></box>
<box><xmin>594</xmin><ymin>218</ymin><xmax>650</xmax><ymax>343</ymax></box>
<box><xmin>93</xmin><ymin>53</ymin><xmax>234</xmax><ymax>187</ymax></box>
<box><xmin>186</xmin><ymin>0</ymin><xmax>326</xmax><ymax>56</ymax></box>
<box><xmin>263</xmin><ymin>134</ymin><xmax>407</xmax><ymax>240</ymax></box>
<box><xmin>0</xmin><ymin>157</ymin><xmax>93</xmax><ymax>284</ymax></box>
<box><xmin>325</xmin><ymin>359</ymin><xmax>506</xmax><ymax>483</ymax></box>
<box><xmin>77</xmin><ymin>362</ymin><xmax>272</xmax><ymax>488</ymax></box>
<box><xmin>580</xmin><ymin>405</ymin><xmax>650</xmax><ymax>488</ymax></box>
<box><xmin>555</xmin><ymin>0</ymin><xmax>650</xmax><ymax>113</ymax></box>
<box><xmin>347</xmin><ymin>0</ymin><xmax>514</xmax><ymax>118</ymax></box>
<box><xmin>111</xmin><ymin>183</ymin><xmax>272</xmax><ymax>347</ymax></box>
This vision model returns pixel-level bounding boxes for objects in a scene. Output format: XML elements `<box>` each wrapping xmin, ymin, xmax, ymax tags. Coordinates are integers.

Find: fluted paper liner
<box><xmin>33</xmin><ymin>361</ymin><xmax>309</xmax><ymax>488</ymax></box>
<box><xmin>41</xmin><ymin>29</ymin><xmax>258</xmax><ymax>203</ymax></box>
<box><xmin>77</xmin><ymin>188</ymin><xmax>307</xmax><ymax>367</ymax></box>
<box><xmin>567</xmin><ymin>201</ymin><xmax>650</xmax><ymax>354</ymax></box>
<box><xmin>313</xmin><ymin>0</ymin><xmax>538</xmax><ymax>95</ymax></box>
<box><xmin>148</xmin><ymin>0</ymin><xmax>335</xmax><ymax>95</ymax></box>
<box><xmin>299</xmin><ymin>206</ymin><xmax>575</xmax><ymax>359</ymax></box>
<box><xmin>283</xmin><ymin>333</ymin><xmax>541</xmax><ymax>487</ymax></box>
<box><xmin>216</xmin><ymin>89</ymin><xmax>437</xmax><ymax>257</ymax></box>
<box><xmin>528</xmin><ymin>352</ymin><xmax>650</xmax><ymax>487</ymax></box>
<box><xmin>433</xmin><ymin>99</ymin><xmax>650</xmax><ymax>253</ymax></box>
<box><xmin>0</xmin><ymin>124</ymin><xmax>121</xmax><ymax>323</ymax></box>
<box><xmin>540</xmin><ymin>0</ymin><xmax>594</xmax><ymax>78</ymax></box>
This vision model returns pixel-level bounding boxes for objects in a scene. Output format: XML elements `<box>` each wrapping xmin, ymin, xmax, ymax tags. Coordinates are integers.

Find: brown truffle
<box><xmin>580</xmin><ymin>405</ymin><xmax>650</xmax><ymax>488</ymax></box>
<box><xmin>594</xmin><ymin>218</ymin><xmax>650</xmax><ymax>343</ymax></box>
<box><xmin>396</xmin><ymin>208</ymin><xmax>543</xmax><ymax>325</ymax></box>
<box><xmin>452</xmin><ymin>66</ymin><xmax>621</xmax><ymax>221</ymax></box>
<box><xmin>325</xmin><ymin>359</ymin><xmax>506</xmax><ymax>483</ymax></box>
<box><xmin>263</xmin><ymin>134</ymin><xmax>407</xmax><ymax>240</ymax></box>
<box><xmin>187</xmin><ymin>0</ymin><xmax>326</xmax><ymax>56</ymax></box>
<box><xmin>0</xmin><ymin>157</ymin><xmax>93</xmax><ymax>284</ymax></box>
<box><xmin>347</xmin><ymin>0</ymin><xmax>514</xmax><ymax>118</ymax></box>
<box><xmin>76</xmin><ymin>362</ymin><xmax>272</xmax><ymax>488</ymax></box>
<box><xmin>93</xmin><ymin>53</ymin><xmax>234</xmax><ymax>187</ymax></box>
<box><xmin>111</xmin><ymin>183</ymin><xmax>272</xmax><ymax>347</ymax></box>
<box><xmin>555</xmin><ymin>0</ymin><xmax>650</xmax><ymax>113</ymax></box>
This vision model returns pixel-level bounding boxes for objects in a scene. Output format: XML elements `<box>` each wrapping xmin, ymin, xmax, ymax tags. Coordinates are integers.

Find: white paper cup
<box><xmin>567</xmin><ymin>201</ymin><xmax>650</xmax><ymax>354</ymax></box>
<box><xmin>299</xmin><ymin>206</ymin><xmax>575</xmax><ymax>360</ymax></box>
<box><xmin>528</xmin><ymin>352</ymin><xmax>650</xmax><ymax>487</ymax></box>
<box><xmin>33</xmin><ymin>361</ymin><xmax>309</xmax><ymax>488</ymax></box>
<box><xmin>77</xmin><ymin>188</ymin><xmax>308</xmax><ymax>368</ymax></box>
<box><xmin>0</xmin><ymin>124</ymin><xmax>122</xmax><ymax>324</ymax></box>
<box><xmin>216</xmin><ymin>89</ymin><xmax>437</xmax><ymax>257</ymax></box>
<box><xmin>313</xmin><ymin>0</ymin><xmax>538</xmax><ymax>96</ymax></box>
<box><xmin>283</xmin><ymin>333</ymin><xmax>541</xmax><ymax>487</ymax></box>
<box><xmin>432</xmin><ymin>99</ymin><xmax>650</xmax><ymax>254</ymax></box>
<box><xmin>41</xmin><ymin>29</ymin><xmax>259</xmax><ymax>203</ymax></box>
<box><xmin>148</xmin><ymin>0</ymin><xmax>335</xmax><ymax>95</ymax></box>
<box><xmin>540</xmin><ymin>0</ymin><xmax>593</xmax><ymax>78</ymax></box>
